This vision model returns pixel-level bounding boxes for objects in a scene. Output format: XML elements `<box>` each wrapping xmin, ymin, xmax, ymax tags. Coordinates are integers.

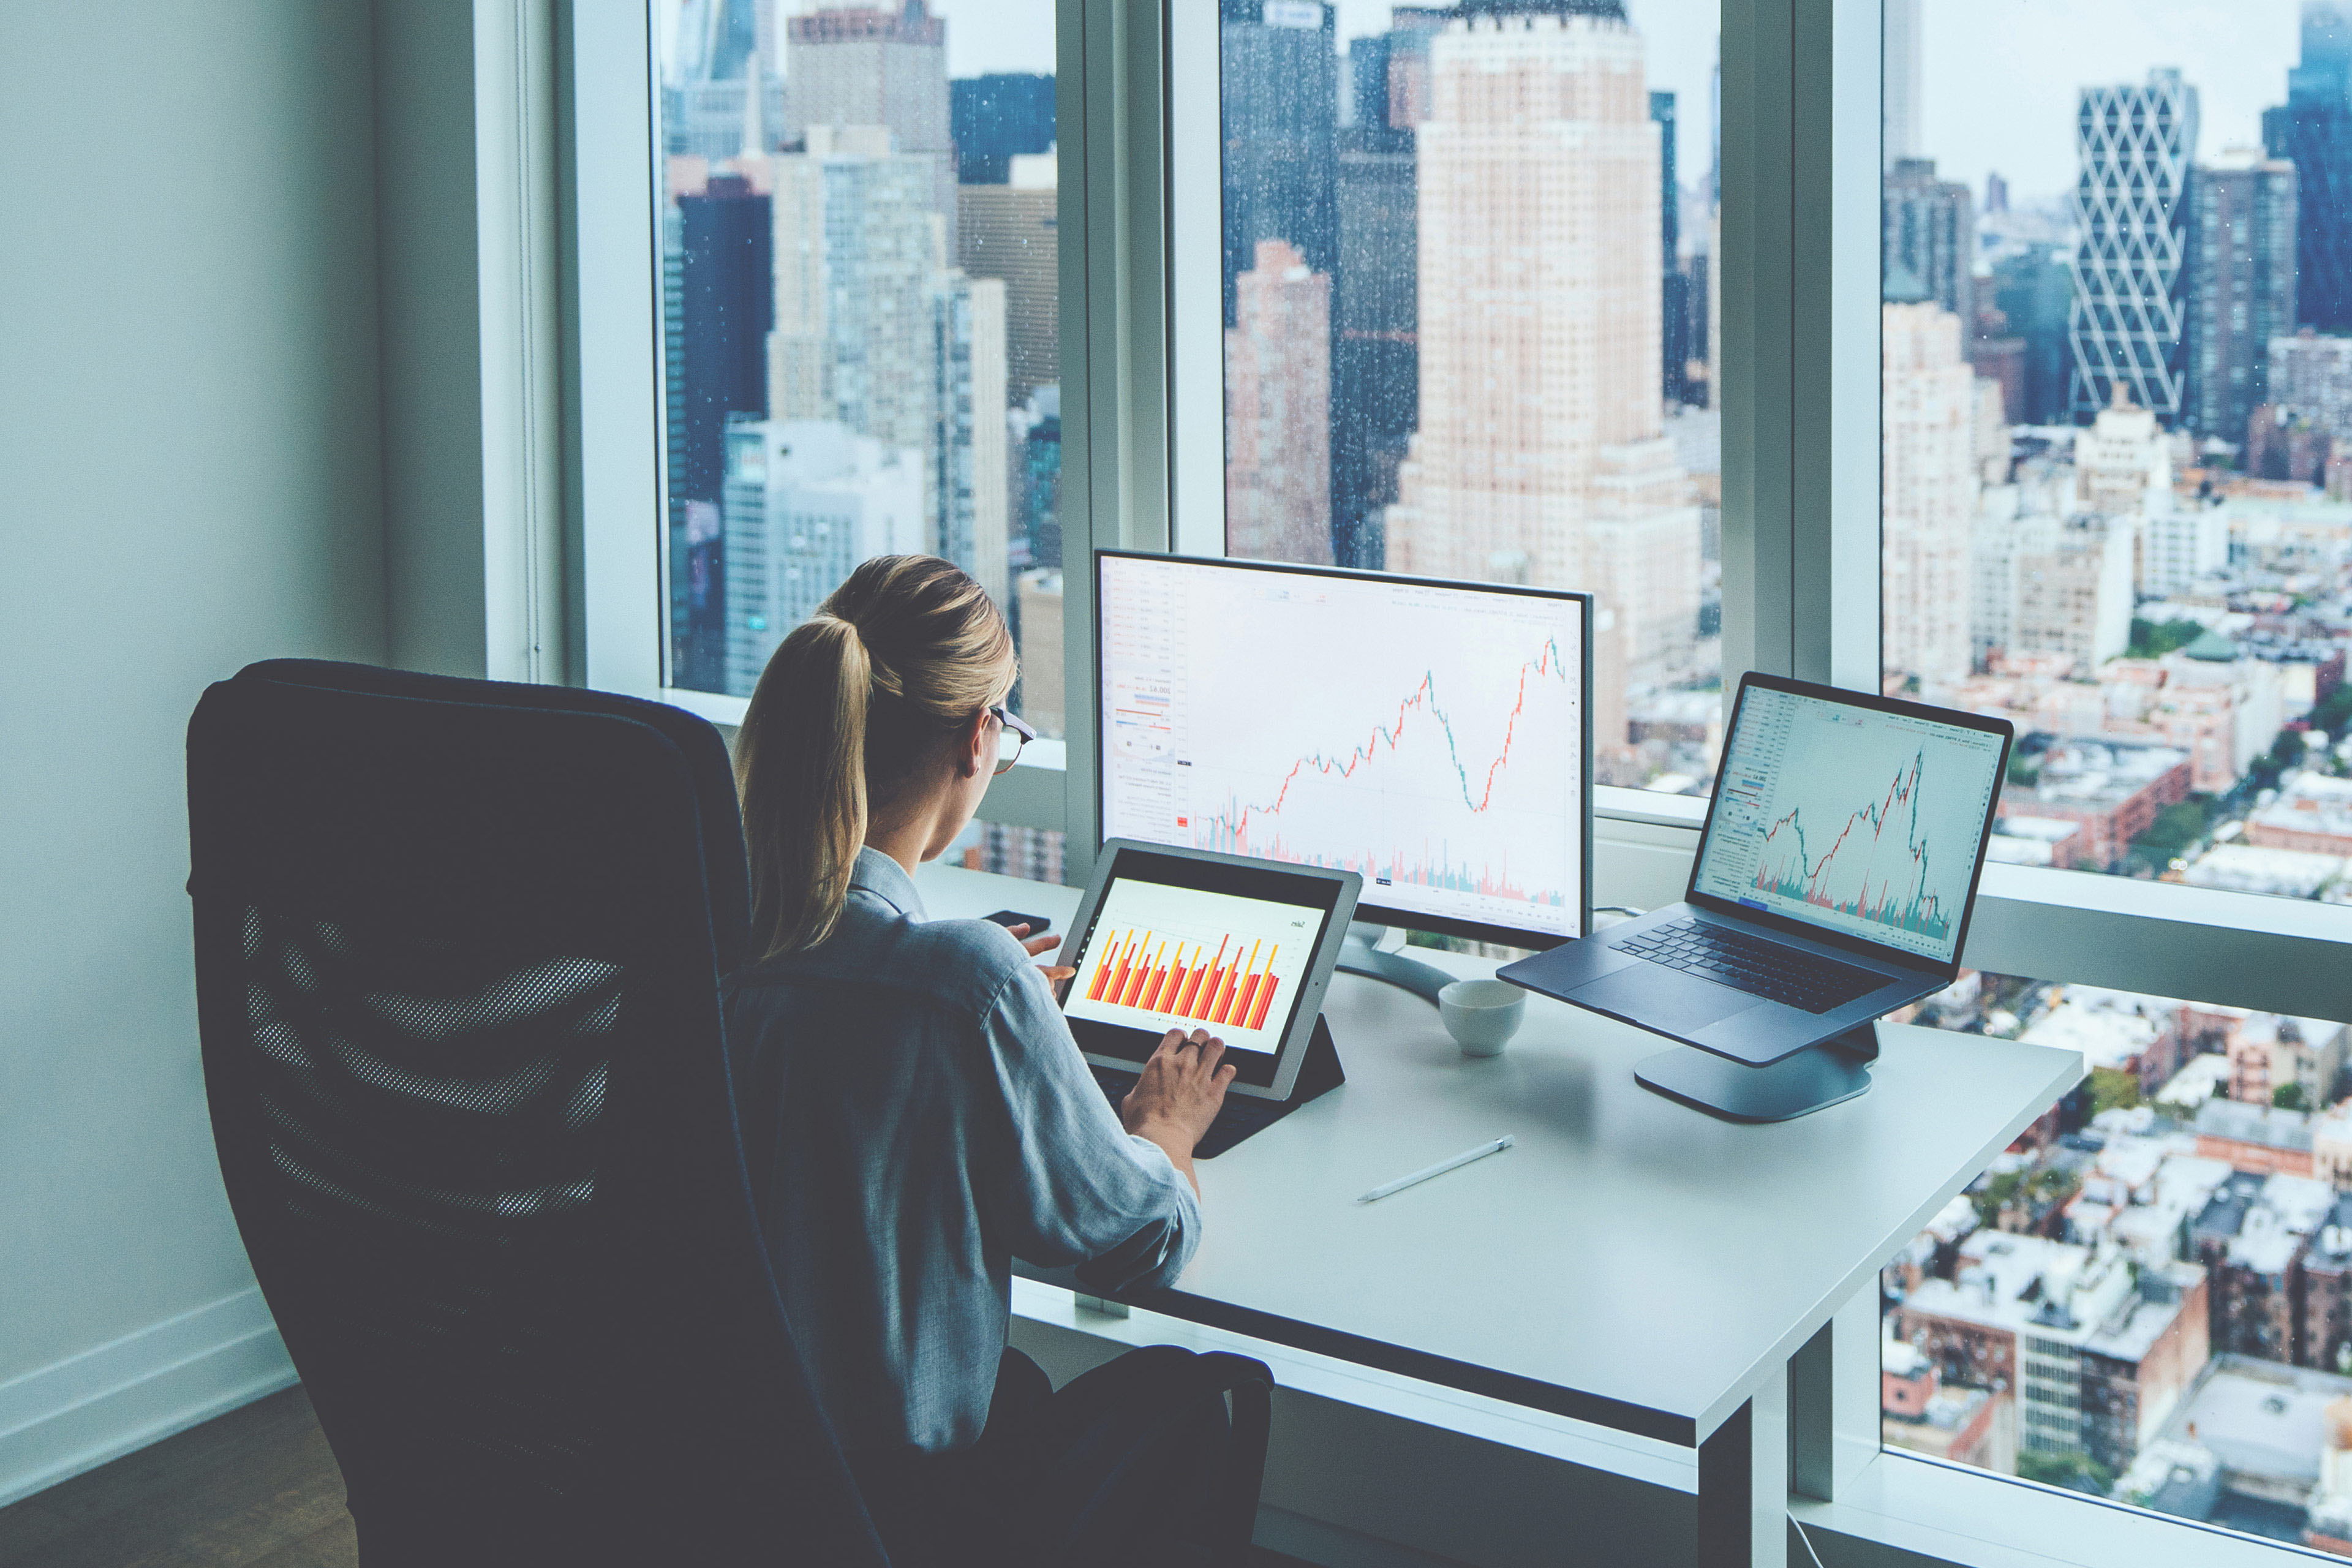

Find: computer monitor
<box><xmin>1094</xmin><ymin>551</ymin><xmax>1592</xmax><ymax>949</ymax></box>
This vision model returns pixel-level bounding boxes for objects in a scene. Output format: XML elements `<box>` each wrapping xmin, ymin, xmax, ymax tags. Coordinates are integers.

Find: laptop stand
<box><xmin>1633</xmin><ymin>1022</ymin><xmax>1879</xmax><ymax>1123</ymax></box>
<box><xmin>1195</xmin><ymin>1015</ymin><xmax>1346</xmax><ymax>1158</ymax></box>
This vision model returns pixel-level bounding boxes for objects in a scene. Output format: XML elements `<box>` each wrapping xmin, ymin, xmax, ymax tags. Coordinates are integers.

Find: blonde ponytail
<box><xmin>737</xmin><ymin>555</ymin><xmax>1016</xmax><ymax>957</ymax></box>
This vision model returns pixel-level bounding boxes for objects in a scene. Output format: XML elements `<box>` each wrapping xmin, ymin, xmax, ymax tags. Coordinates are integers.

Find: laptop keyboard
<box><xmin>1615</xmin><ymin>918</ymin><xmax>1884</xmax><ymax>1015</ymax></box>
<box><xmin>1088</xmin><ymin>1063</ymin><xmax>1292</xmax><ymax>1158</ymax></box>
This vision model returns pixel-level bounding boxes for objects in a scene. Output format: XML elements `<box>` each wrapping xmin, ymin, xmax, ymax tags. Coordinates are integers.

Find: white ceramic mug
<box><xmin>1439</xmin><ymin>979</ymin><xmax>1526</xmax><ymax>1057</ymax></box>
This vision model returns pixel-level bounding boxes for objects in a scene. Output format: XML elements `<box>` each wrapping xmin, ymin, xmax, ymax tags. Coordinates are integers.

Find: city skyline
<box><xmin>657</xmin><ymin>0</ymin><xmax>1055</xmax><ymax>81</ymax></box>
<box><xmin>1920</xmin><ymin>2</ymin><xmax>2304</xmax><ymax>202</ymax></box>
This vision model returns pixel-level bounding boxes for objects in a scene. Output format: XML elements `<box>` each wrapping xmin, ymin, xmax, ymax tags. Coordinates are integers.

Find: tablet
<box><xmin>1057</xmin><ymin>840</ymin><xmax>1363</xmax><ymax>1101</ymax></box>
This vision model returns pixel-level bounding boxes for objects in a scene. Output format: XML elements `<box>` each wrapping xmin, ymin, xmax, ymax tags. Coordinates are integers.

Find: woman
<box><xmin>723</xmin><ymin>554</ymin><xmax>1233</xmax><ymax>1561</ymax></box>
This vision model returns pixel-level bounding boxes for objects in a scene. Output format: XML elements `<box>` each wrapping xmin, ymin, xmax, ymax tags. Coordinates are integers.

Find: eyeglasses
<box><xmin>987</xmin><ymin>705</ymin><xmax>1036</xmax><ymax>776</ymax></box>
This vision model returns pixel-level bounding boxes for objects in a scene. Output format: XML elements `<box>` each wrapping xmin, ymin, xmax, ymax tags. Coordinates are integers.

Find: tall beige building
<box><xmin>1383</xmin><ymin>11</ymin><xmax>1700</xmax><ymax>763</ymax></box>
<box><xmin>783</xmin><ymin>1</ymin><xmax>956</xmax><ymax>238</ymax></box>
<box><xmin>1226</xmin><ymin>240</ymin><xmax>1333</xmax><ymax>565</ymax></box>
<box><xmin>957</xmin><ymin>153</ymin><xmax>1058</xmax><ymax>405</ymax></box>
<box><xmin>765</xmin><ymin>125</ymin><xmax>1005</xmax><ymax>595</ymax></box>
<box><xmin>1882</xmin><ymin>302</ymin><xmax>1981</xmax><ymax>693</ymax></box>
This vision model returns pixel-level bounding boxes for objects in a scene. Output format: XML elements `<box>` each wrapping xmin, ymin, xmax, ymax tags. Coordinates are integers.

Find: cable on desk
<box><xmin>1789</xmin><ymin>1510</ymin><xmax>1826</xmax><ymax>1568</ymax></box>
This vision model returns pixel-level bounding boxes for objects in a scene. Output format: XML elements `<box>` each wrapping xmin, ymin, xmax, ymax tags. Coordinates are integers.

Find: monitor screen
<box><xmin>1691</xmin><ymin>684</ymin><xmax>2008</xmax><ymax>965</ymax></box>
<box><xmin>1096</xmin><ymin>554</ymin><xmax>1589</xmax><ymax>945</ymax></box>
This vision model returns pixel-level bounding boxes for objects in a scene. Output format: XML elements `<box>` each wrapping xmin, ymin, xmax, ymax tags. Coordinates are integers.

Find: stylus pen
<box><xmin>1356</xmin><ymin>1136</ymin><xmax>1515</xmax><ymax>1204</ymax></box>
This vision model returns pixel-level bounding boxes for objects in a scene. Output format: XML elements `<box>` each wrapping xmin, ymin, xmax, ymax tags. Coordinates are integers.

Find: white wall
<box><xmin>0</xmin><ymin>0</ymin><xmax>386</xmax><ymax>1504</ymax></box>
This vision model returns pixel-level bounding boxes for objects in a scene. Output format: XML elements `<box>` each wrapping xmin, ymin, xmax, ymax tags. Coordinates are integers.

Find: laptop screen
<box><xmin>1691</xmin><ymin>684</ymin><xmax>2008</xmax><ymax>966</ymax></box>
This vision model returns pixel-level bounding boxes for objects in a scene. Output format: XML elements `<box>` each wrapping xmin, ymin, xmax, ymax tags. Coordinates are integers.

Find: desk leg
<box><xmin>1695</xmin><ymin>1364</ymin><xmax>1787</xmax><ymax>1568</ymax></box>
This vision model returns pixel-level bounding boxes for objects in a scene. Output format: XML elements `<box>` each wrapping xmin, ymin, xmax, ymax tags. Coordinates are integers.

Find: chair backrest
<box><xmin>185</xmin><ymin>661</ymin><xmax>886</xmax><ymax>1566</ymax></box>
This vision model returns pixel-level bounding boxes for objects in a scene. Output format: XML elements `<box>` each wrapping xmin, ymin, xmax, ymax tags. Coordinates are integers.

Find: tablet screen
<box><xmin>1061</xmin><ymin>849</ymin><xmax>1346</xmax><ymax>1088</ymax></box>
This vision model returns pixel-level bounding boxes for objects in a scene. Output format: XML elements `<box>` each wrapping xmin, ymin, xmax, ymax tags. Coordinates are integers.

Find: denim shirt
<box><xmin>722</xmin><ymin>847</ymin><xmax>1201</xmax><ymax>1453</ymax></box>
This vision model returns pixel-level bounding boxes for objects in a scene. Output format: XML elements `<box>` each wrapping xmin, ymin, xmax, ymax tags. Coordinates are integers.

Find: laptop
<box><xmin>1498</xmin><ymin>674</ymin><xmax>2013</xmax><ymax>1068</ymax></box>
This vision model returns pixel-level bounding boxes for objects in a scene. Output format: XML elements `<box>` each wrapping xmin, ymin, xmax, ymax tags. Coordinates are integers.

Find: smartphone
<box><xmin>983</xmin><ymin>910</ymin><xmax>1051</xmax><ymax>937</ymax></box>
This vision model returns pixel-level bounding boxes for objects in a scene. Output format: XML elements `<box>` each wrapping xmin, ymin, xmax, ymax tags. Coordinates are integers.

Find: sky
<box><xmin>1916</xmin><ymin>1</ymin><xmax>2302</xmax><ymax>204</ymax></box>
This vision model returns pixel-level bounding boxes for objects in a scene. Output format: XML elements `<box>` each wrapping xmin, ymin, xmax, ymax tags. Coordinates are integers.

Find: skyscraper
<box><xmin>949</xmin><ymin>73</ymin><xmax>1055</xmax><ymax>184</ymax></box>
<box><xmin>957</xmin><ymin>155</ymin><xmax>1058</xmax><ymax>405</ymax></box>
<box><xmin>2069</xmin><ymin>69</ymin><xmax>2200</xmax><ymax>423</ymax></box>
<box><xmin>1384</xmin><ymin>5</ymin><xmax>1700</xmax><ymax>764</ymax></box>
<box><xmin>2263</xmin><ymin>2</ymin><xmax>2352</xmax><ymax>331</ymax></box>
<box><xmin>722</xmin><ymin>418</ymin><xmax>923</xmax><ymax>695</ymax></box>
<box><xmin>1883</xmin><ymin>158</ymin><xmax>1975</xmax><ymax>342</ymax></box>
<box><xmin>1219</xmin><ymin>0</ymin><xmax>1338</xmax><ymax>326</ymax></box>
<box><xmin>767</xmin><ymin>129</ymin><xmax>1008</xmax><ymax>603</ymax></box>
<box><xmin>930</xmin><ymin>271</ymin><xmax>1011</xmax><ymax>611</ymax></box>
<box><xmin>662</xmin><ymin>0</ymin><xmax>784</xmax><ymax>160</ymax></box>
<box><xmin>2183</xmin><ymin>150</ymin><xmax>2298</xmax><ymax>450</ymax></box>
<box><xmin>1328</xmin><ymin>11</ymin><xmax>1449</xmax><ymax>569</ymax></box>
<box><xmin>1226</xmin><ymin>241</ymin><xmax>1333</xmax><ymax>565</ymax></box>
<box><xmin>1652</xmin><ymin>91</ymin><xmax>1691</xmax><ymax>406</ymax></box>
<box><xmin>1882</xmin><ymin>303</ymin><xmax>1980</xmax><ymax>693</ymax></box>
<box><xmin>677</xmin><ymin>181</ymin><xmax>772</xmax><ymax>504</ymax></box>
<box><xmin>1882</xmin><ymin>0</ymin><xmax>1922</xmax><ymax>169</ymax></box>
<box><xmin>784</xmin><ymin>1</ymin><xmax>956</xmax><ymax>236</ymax></box>
<box><xmin>1992</xmin><ymin>248</ymin><xmax>2074</xmax><ymax>427</ymax></box>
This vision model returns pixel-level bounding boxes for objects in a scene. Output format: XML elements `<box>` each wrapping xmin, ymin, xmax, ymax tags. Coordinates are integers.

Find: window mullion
<box><xmin>1719</xmin><ymin>0</ymin><xmax>1800</xmax><ymax>692</ymax></box>
<box><xmin>1796</xmin><ymin>0</ymin><xmax>1883</xmax><ymax>692</ymax></box>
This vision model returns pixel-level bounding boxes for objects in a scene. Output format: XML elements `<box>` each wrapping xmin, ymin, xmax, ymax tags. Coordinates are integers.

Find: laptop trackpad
<box><xmin>1571</xmin><ymin>963</ymin><xmax>1765</xmax><ymax>1036</ymax></box>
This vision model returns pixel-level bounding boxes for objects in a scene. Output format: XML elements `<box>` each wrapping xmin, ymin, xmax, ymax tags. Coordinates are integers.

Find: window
<box><xmin>1886</xmin><ymin>969</ymin><xmax>2352</xmax><ymax>1548</ymax></box>
<box><xmin>652</xmin><ymin>0</ymin><xmax>1065</xmax><ymax>750</ymax></box>
<box><xmin>1883</xmin><ymin>2</ymin><xmax>2351</xmax><ymax>906</ymax></box>
<box><xmin>577</xmin><ymin>4</ymin><xmax>2352</xmax><ymax>1556</ymax></box>
<box><xmin>1208</xmin><ymin>0</ymin><xmax>1725</xmax><ymax>800</ymax></box>
<box><xmin>1877</xmin><ymin>7</ymin><xmax>2352</xmax><ymax>1555</ymax></box>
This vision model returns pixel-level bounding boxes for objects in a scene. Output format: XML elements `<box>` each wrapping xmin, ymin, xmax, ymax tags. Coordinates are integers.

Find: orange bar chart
<box><xmin>1080</xmin><ymin>928</ymin><xmax>1282</xmax><ymax>1028</ymax></box>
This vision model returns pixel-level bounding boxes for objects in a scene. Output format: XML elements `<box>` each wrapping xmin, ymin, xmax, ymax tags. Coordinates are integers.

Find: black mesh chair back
<box><xmin>185</xmin><ymin>661</ymin><xmax>885</xmax><ymax>1566</ymax></box>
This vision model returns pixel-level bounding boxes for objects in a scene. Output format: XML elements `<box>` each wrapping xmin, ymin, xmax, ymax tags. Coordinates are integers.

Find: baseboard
<box><xmin>1254</xmin><ymin>1506</ymin><xmax>1474</xmax><ymax>1568</ymax></box>
<box><xmin>0</xmin><ymin>1287</ymin><xmax>297</xmax><ymax>1510</ymax></box>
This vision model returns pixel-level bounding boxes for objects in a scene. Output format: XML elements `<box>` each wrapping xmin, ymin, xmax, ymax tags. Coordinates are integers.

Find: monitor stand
<box><xmin>1336</xmin><ymin>923</ymin><xmax>1452</xmax><ymax>1005</ymax></box>
<box><xmin>1633</xmin><ymin>1022</ymin><xmax>1879</xmax><ymax>1123</ymax></box>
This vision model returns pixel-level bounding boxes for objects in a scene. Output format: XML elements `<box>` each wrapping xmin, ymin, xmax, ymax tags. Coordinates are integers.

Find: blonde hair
<box><xmin>736</xmin><ymin>555</ymin><xmax>1017</xmax><ymax>957</ymax></box>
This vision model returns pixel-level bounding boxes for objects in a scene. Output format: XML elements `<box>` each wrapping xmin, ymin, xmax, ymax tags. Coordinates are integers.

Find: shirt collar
<box><xmin>848</xmin><ymin>845</ymin><xmax>927</xmax><ymax>921</ymax></box>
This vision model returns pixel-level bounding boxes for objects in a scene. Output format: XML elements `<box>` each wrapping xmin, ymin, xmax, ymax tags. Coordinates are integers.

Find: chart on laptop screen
<box><xmin>1098</xmin><ymin>556</ymin><xmax>1586</xmax><ymax>941</ymax></box>
<box><xmin>1692</xmin><ymin>687</ymin><xmax>2005</xmax><ymax>964</ymax></box>
<box><xmin>1064</xmin><ymin>879</ymin><xmax>1322</xmax><ymax>1054</ymax></box>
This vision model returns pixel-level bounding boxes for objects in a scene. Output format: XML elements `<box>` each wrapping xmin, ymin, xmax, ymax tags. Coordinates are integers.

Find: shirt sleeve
<box><xmin>978</xmin><ymin>960</ymin><xmax>1203</xmax><ymax>1294</ymax></box>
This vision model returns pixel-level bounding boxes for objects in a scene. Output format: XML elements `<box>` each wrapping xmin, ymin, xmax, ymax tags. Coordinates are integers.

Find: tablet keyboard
<box><xmin>1615</xmin><ymin>918</ymin><xmax>1883</xmax><ymax>1014</ymax></box>
<box><xmin>1087</xmin><ymin>1063</ymin><xmax>1295</xmax><ymax>1159</ymax></box>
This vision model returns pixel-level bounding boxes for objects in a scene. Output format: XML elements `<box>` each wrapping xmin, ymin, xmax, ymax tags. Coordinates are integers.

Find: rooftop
<box><xmin>2182</xmin><ymin>842</ymin><xmax>2346</xmax><ymax>899</ymax></box>
<box><xmin>2251</xmin><ymin>772</ymin><xmax>2352</xmax><ymax>844</ymax></box>
<box><xmin>1904</xmin><ymin>1232</ymin><xmax>2200</xmax><ymax>1364</ymax></box>
<box><xmin>2157</xmin><ymin>1052</ymin><xmax>2235</xmax><ymax>1109</ymax></box>
<box><xmin>2156</xmin><ymin>1354</ymin><xmax>2352</xmax><ymax>1491</ymax></box>
<box><xmin>2021</xmin><ymin>998</ymin><xmax>2162</xmax><ymax>1072</ymax></box>
<box><xmin>2008</xmin><ymin>735</ymin><xmax>2192</xmax><ymax>811</ymax></box>
<box><xmin>2196</xmin><ymin>1098</ymin><xmax>2316</xmax><ymax>1155</ymax></box>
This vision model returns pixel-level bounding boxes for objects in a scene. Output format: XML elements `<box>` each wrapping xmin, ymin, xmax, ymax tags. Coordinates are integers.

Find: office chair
<box><xmin>186</xmin><ymin>661</ymin><xmax>1271</xmax><ymax>1566</ymax></box>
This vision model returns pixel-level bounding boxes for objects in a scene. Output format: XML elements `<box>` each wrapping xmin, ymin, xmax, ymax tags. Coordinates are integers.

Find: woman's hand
<box><xmin>1120</xmin><ymin>1028</ymin><xmax>1234</xmax><ymax>1191</ymax></box>
<box><xmin>1009</xmin><ymin>925</ymin><xmax>1076</xmax><ymax>995</ymax></box>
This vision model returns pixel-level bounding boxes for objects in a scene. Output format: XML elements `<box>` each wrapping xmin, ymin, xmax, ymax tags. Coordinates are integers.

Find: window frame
<box><xmin>564</xmin><ymin>2</ymin><xmax>2352</xmax><ymax>1559</ymax></box>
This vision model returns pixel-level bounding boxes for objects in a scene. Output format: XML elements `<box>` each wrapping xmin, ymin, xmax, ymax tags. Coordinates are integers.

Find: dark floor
<box><xmin>0</xmin><ymin>1389</ymin><xmax>352</xmax><ymax>1568</ymax></box>
<box><xmin>0</xmin><ymin>1389</ymin><xmax>1309</xmax><ymax>1566</ymax></box>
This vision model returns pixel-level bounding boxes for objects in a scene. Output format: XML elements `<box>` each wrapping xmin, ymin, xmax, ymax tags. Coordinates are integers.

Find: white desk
<box><xmin>917</xmin><ymin>863</ymin><xmax>2081</xmax><ymax>1566</ymax></box>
